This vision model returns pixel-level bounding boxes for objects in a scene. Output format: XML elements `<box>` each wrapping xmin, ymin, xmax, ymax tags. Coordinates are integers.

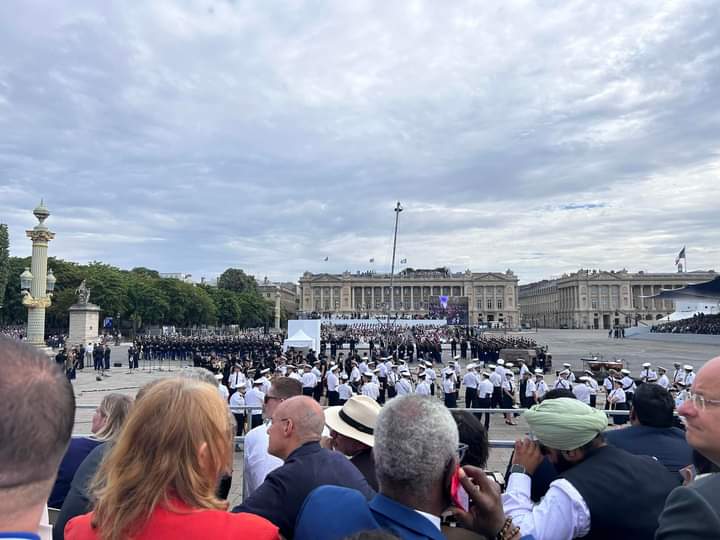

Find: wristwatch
<box><xmin>509</xmin><ymin>463</ymin><xmax>527</xmax><ymax>475</ymax></box>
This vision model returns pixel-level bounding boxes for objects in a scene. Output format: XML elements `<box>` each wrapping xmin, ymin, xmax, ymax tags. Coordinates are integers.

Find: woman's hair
<box><xmin>93</xmin><ymin>393</ymin><xmax>133</xmax><ymax>441</ymax></box>
<box><xmin>89</xmin><ymin>377</ymin><xmax>233</xmax><ymax>540</ymax></box>
<box><xmin>451</xmin><ymin>411</ymin><xmax>489</xmax><ymax>468</ymax></box>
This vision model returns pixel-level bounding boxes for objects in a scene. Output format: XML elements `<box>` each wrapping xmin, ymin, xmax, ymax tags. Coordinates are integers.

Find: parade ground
<box><xmin>68</xmin><ymin>328</ymin><xmax>718</xmax><ymax>507</ymax></box>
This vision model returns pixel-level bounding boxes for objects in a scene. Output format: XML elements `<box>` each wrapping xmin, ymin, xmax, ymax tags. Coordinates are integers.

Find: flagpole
<box><xmin>387</xmin><ymin>202</ymin><xmax>403</xmax><ymax>342</ymax></box>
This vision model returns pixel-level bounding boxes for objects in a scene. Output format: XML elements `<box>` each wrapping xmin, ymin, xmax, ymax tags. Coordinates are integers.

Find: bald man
<box><xmin>656</xmin><ymin>356</ymin><xmax>720</xmax><ymax>539</ymax></box>
<box><xmin>233</xmin><ymin>396</ymin><xmax>374</xmax><ymax>539</ymax></box>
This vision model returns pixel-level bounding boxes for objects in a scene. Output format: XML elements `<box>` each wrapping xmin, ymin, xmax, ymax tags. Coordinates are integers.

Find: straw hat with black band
<box><xmin>325</xmin><ymin>395</ymin><xmax>381</xmax><ymax>448</ymax></box>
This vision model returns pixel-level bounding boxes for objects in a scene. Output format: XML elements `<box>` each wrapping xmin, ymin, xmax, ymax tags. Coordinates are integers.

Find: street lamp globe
<box><xmin>20</xmin><ymin>268</ymin><xmax>33</xmax><ymax>291</ymax></box>
<box><xmin>46</xmin><ymin>269</ymin><xmax>57</xmax><ymax>294</ymax></box>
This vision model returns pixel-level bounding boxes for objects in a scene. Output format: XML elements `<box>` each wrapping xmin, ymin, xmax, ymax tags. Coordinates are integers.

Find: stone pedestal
<box><xmin>68</xmin><ymin>303</ymin><xmax>101</xmax><ymax>346</ymax></box>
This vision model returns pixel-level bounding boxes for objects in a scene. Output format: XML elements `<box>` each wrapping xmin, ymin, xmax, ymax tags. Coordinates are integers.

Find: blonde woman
<box><xmin>65</xmin><ymin>378</ymin><xmax>278</xmax><ymax>540</ymax></box>
<box><xmin>49</xmin><ymin>393</ymin><xmax>133</xmax><ymax>508</ymax></box>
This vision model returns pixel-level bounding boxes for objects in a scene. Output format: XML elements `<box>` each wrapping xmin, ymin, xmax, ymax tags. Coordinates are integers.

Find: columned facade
<box><xmin>299</xmin><ymin>268</ymin><xmax>520</xmax><ymax>327</ymax></box>
<box><xmin>519</xmin><ymin>269</ymin><xmax>718</xmax><ymax>329</ymax></box>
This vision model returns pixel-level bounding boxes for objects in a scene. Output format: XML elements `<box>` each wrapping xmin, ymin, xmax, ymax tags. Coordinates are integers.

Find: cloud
<box><xmin>0</xmin><ymin>0</ymin><xmax>718</xmax><ymax>285</ymax></box>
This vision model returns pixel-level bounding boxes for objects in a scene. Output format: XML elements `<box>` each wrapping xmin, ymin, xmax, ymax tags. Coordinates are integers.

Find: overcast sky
<box><xmin>1</xmin><ymin>1</ymin><xmax>719</xmax><ymax>285</ymax></box>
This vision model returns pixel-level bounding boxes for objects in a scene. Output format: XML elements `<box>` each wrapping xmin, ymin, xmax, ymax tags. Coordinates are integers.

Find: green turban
<box><xmin>524</xmin><ymin>398</ymin><xmax>608</xmax><ymax>451</ymax></box>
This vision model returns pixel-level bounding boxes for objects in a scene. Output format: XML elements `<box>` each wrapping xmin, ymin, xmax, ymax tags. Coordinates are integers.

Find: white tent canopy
<box><xmin>283</xmin><ymin>328</ymin><xmax>316</xmax><ymax>352</ymax></box>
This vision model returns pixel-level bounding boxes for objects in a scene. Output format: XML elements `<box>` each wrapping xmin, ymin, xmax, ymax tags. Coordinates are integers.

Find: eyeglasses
<box><xmin>264</xmin><ymin>395</ymin><xmax>282</xmax><ymax>404</ymax></box>
<box><xmin>685</xmin><ymin>390</ymin><xmax>720</xmax><ymax>411</ymax></box>
<box><xmin>457</xmin><ymin>443</ymin><xmax>468</xmax><ymax>462</ymax></box>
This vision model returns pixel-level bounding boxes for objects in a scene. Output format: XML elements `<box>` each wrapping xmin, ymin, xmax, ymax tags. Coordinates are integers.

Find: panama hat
<box><xmin>325</xmin><ymin>395</ymin><xmax>381</xmax><ymax>447</ymax></box>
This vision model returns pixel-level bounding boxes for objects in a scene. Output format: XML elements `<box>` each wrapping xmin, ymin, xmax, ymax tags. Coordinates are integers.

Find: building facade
<box><xmin>298</xmin><ymin>268</ymin><xmax>520</xmax><ymax>327</ymax></box>
<box><xmin>258</xmin><ymin>277</ymin><xmax>298</xmax><ymax>318</ymax></box>
<box><xmin>519</xmin><ymin>269</ymin><xmax>718</xmax><ymax>329</ymax></box>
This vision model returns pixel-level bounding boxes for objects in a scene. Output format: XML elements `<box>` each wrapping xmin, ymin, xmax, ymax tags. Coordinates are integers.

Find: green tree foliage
<box><xmin>217</xmin><ymin>268</ymin><xmax>258</xmax><ymax>294</ymax></box>
<box><xmin>0</xmin><ymin>252</ymin><xmax>271</xmax><ymax>331</ymax></box>
<box><xmin>0</xmin><ymin>224</ymin><xmax>8</xmax><ymax>311</ymax></box>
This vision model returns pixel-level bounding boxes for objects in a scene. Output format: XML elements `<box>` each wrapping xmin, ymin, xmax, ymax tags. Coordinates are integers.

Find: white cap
<box><xmin>621</xmin><ymin>369</ymin><xmax>630</xmax><ymax>375</ymax></box>
<box><xmin>505</xmin><ymin>362</ymin><xmax>514</xmax><ymax>368</ymax></box>
<box><xmin>642</xmin><ymin>362</ymin><xmax>651</xmax><ymax>368</ymax></box>
<box><xmin>466</xmin><ymin>363</ymin><xmax>475</xmax><ymax>370</ymax></box>
<box><xmin>684</xmin><ymin>365</ymin><xmax>694</xmax><ymax>371</ymax></box>
<box><xmin>454</xmin><ymin>355</ymin><xmax>461</xmax><ymax>360</ymax></box>
<box><xmin>563</xmin><ymin>363</ymin><xmax>571</xmax><ymax>368</ymax></box>
<box><xmin>534</xmin><ymin>369</ymin><xmax>544</xmax><ymax>376</ymax></box>
<box><xmin>497</xmin><ymin>359</ymin><xmax>505</xmax><ymax>366</ymax></box>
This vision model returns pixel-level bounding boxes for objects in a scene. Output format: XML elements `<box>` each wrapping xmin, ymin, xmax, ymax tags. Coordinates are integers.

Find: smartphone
<box><xmin>450</xmin><ymin>466</ymin><xmax>470</xmax><ymax>512</ymax></box>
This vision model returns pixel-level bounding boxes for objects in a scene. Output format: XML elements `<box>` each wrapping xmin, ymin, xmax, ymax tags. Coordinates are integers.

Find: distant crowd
<box><xmin>653</xmin><ymin>312</ymin><xmax>720</xmax><ymax>335</ymax></box>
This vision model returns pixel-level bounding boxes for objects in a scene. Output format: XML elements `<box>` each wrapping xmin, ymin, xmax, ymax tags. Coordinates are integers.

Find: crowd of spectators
<box><xmin>652</xmin><ymin>312</ymin><xmax>720</xmax><ymax>335</ymax></box>
<box><xmin>3</xmin><ymin>335</ymin><xmax>720</xmax><ymax>539</ymax></box>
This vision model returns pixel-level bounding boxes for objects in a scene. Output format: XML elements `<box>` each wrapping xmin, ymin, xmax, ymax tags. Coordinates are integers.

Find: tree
<box><xmin>217</xmin><ymin>268</ymin><xmax>258</xmax><ymax>294</ymax></box>
<box><xmin>130</xmin><ymin>267</ymin><xmax>160</xmax><ymax>279</ymax></box>
<box><xmin>0</xmin><ymin>224</ymin><xmax>8</xmax><ymax>312</ymax></box>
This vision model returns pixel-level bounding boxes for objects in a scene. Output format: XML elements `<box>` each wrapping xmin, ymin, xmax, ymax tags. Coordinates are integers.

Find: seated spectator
<box><xmin>656</xmin><ymin>355</ymin><xmax>720</xmax><ymax>539</ymax></box>
<box><xmin>234</xmin><ymin>396</ymin><xmax>374</xmax><ymax>539</ymax></box>
<box><xmin>325</xmin><ymin>395</ymin><xmax>382</xmax><ymax>490</ymax></box>
<box><xmin>243</xmin><ymin>377</ymin><xmax>303</xmax><ymax>497</ymax></box>
<box><xmin>64</xmin><ymin>377</ymin><xmax>279</xmax><ymax>539</ymax></box>
<box><xmin>48</xmin><ymin>393</ymin><xmax>133</xmax><ymax>508</ymax></box>
<box><xmin>505</xmin><ymin>397</ymin><xmax>681</xmax><ymax>540</ymax></box>
<box><xmin>295</xmin><ymin>395</ymin><xmax>524</xmax><ymax>540</ymax></box>
<box><xmin>604</xmin><ymin>383</ymin><xmax>693</xmax><ymax>472</ymax></box>
<box><xmin>0</xmin><ymin>337</ymin><xmax>75</xmax><ymax>539</ymax></box>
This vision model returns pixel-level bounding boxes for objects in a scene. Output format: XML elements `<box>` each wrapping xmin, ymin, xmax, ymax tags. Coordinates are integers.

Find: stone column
<box><xmin>274</xmin><ymin>289</ymin><xmax>281</xmax><ymax>329</ymax></box>
<box><xmin>25</xmin><ymin>202</ymin><xmax>55</xmax><ymax>346</ymax></box>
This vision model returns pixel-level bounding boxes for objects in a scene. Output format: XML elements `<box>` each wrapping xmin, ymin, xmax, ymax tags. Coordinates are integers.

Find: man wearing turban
<box><xmin>502</xmin><ymin>398</ymin><xmax>680</xmax><ymax>540</ymax></box>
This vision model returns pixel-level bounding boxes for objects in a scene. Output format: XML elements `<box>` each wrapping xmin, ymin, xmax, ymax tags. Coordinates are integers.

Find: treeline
<box><xmin>0</xmin><ymin>253</ymin><xmax>278</xmax><ymax>333</ymax></box>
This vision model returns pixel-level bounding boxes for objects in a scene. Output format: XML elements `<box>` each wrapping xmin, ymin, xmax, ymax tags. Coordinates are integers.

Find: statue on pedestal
<box><xmin>75</xmin><ymin>280</ymin><xmax>91</xmax><ymax>305</ymax></box>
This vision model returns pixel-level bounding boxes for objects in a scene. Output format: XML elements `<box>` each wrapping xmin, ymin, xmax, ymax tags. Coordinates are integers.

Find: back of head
<box><xmin>0</xmin><ymin>338</ymin><xmax>75</xmax><ymax>514</ymax></box>
<box><xmin>91</xmin><ymin>377</ymin><xmax>232</xmax><ymax>540</ymax></box>
<box><xmin>94</xmin><ymin>393</ymin><xmax>133</xmax><ymax>441</ymax></box>
<box><xmin>271</xmin><ymin>376</ymin><xmax>303</xmax><ymax>399</ymax></box>
<box><xmin>374</xmin><ymin>395</ymin><xmax>458</xmax><ymax>496</ymax></box>
<box><xmin>632</xmin><ymin>383</ymin><xmax>674</xmax><ymax>428</ymax></box>
<box><xmin>541</xmin><ymin>388</ymin><xmax>575</xmax><ymax>401</ymax></box>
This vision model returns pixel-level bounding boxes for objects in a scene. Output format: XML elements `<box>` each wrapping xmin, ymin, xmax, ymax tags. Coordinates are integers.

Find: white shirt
<box><xmin>503</xmin><ymin>473</ymin><xmax>591</xmax><ymax>540</ymax></box>
<box><xmin>258</xmin><ymin>376</ymin><xmax>271</xmax><ymax>394</ymax></box>
<box><xmin>684</xmin><ymin>371</ymin><xmax>696</xmax><ymax>386</ymax></box>
<box><xmin>244</xmin><ymin>387</ymin><xmax>265</xmax><ymax>415</ymax></box>
<box><xmin>462</xmin><ymin>372</ymin><xmax>478</xmax><ymax>389</ymax></box>
<box><xmin>229</xmin><ymin>391</ymin><xmax>245</xmax><ymax>414</ymax></box>
<box><xmin>586</xmin><ymin>378</ymin><xmax>598</xmax><ymax>395</ymax></box>
<box><xmin>326</xmin><ymin>371</ymin><xmax>339</xmax><ymax>391</ymax></box>
<box><xmin>443</xmin><ymin>378</ymin><xmax>456</xmax><ymax>394</ymax></box>
<box><xmin>657</xmin><ymin>374</ymin><xmax>670</xmax><ymax>389</ymax></box>
<box><xmin>243</xmin><ymin>422</ymin><xmax>283</xmax><ymax>497</ymax></box>
<box><xmin>217</xmin><ymin>384</ymin><xmax>229</xmax><ymax>402</ymax></box>
<box><xmin>361</xmin><ymin>381</ymin><xmax>380</xmax><ymax>400</ymax></box>
<box><xmin>350</xmin><ymin>366</ymin><xmax>361</xmax><ymax>382</ymax></box>
<box><xmin>477</xmin><ymin>379</ymin><xmax>494</xmax><ymax>398</ymax></box>
<box><xmin>489</xmin><ymin>372</ymin><xmax>502</xmax><ymax>387</ymax></box>
<box><xmin>572</xmin><ymin>383</ymin><xmax>591</xmax><ymax>404</ymax></box>
<box><xmin>416</xmin><ymin>381</ymin><xmax>431</xmax><ymax>396</ymax></box>
<box><xmin>425</xmin><ymin>369</ymin><xmax>437</xmax><ymax>383</ymax></box>
<box><xmin>396</xmin><ymin>378</ymin><xmax>413</xmax><ymax>396</ymax></box>
<box><xmin>519</xmin><ymin>363</ymin><xmax>530</xmax><ymax>379</ymax></box>
<box><xmin>289</xmin><ymin>372</ymin><xmax>303</xmax><ymax>382</ymax></box>
<box><xmin>535</xmin><ymin>379</ymin><xmax>548</xmax><ymax>399</ymax></box>
<box><xmin>609</xmin><ymin>388</ymin><xmax>626</xmax><ymax>404</ymax></box>
<box><xmin>525</xmin><ymin>379</ymin><xmax>537</xmax><ymax>398</ymax></box>
<box><xmin>229</xmin><ymin>371</ymin><xmax>246</xmax><ymax>390</ymax></box>
<box><xmin>378</xmin><ymin>363</ymin><xmax>388</xmax><ymax>377</ymax></box>
<box><xmin>338</xmin><ymin>383</ymin><xmax>353</xmax><ymax>400</ymax></box>
<box><xmin>641</xmin><ymin>369</ymin><xmax>657</xmax><ymax>382</ymax></box>
<box><xmin>302</xmin><ymin>372</ymin><xmax>318</xmax><ymax>388</ymax></box>
<box><xmin>554</xmin><ymin>378</ymin><xmax>571</xmax><ymax>390</ymax></box>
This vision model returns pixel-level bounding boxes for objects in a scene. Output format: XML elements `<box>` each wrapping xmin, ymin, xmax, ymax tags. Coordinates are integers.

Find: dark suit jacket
<box><xmin>53</xmin><ymin>443</ymin><xmax>110</xmax><ymax>540</ymax></box>
<box><xmin>233</xmin><ymin>441</ymin><xmax>374</xmax><ymax>539</ymax></box>
<box><xmin>604</xmin><ymin>424</ymin><xmax>693</xmax><ymax>472</ymax></box>
<box><xmin>295</xmin><ymin>486</ymin><xmax>446</xmax><ymax>540</ymax></box>
<box><xmin>351</xmin><ymin>448</ymin><xmax>379</xmax><ymax>491</ymax></box>
<box><xmin>655</xmin><ymin>473</ymin><xmax>720</xmax><ymax>539</ymax></box>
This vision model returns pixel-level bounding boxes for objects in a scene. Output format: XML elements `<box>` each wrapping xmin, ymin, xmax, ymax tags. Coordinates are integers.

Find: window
<box><xmin>487</xmin><ymin>299</ymin><xmax>493</xmax><ymax>310</ymax></box>
<box><xmin>497</xmin><ymin>299</ymin><xmax>503</xmax><ymax>310</ymax></box>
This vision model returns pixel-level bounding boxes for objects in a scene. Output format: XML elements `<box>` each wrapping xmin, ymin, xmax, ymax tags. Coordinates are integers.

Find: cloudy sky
<box><xmin>1</xmin><ymin>0</ymin><xmax>719</xmax><ymax>285</ymax></box>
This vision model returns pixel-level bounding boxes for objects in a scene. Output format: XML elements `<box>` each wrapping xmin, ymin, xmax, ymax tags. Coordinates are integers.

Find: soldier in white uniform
<box><xmin>572</xmin><ymin>377</ymin><xmax>592</xmax><ymax>405</ymax></box>
<box><xmin>228</xmin><ymin>364</ymin><xmax>247</xmax><ymax>396</ymax></box>
<box><xmin>386</xmin><ymin>365</ymin><xmax>399</xmax><ymax>399</ymax></box>
<box><xmin>602</xmin><ymin>370</ymin><xmax>616</xmax><ymax>409</ymax></box>
<box><xmin>301</xmin><ymin>364</ymin><xmax>318</xmax><ymax>397</ymax></box>
<box><xmin>476</xmin><ymin>372</ymin><xmax>494</xmax><ymax>430</ymax></box>
<box><xmin>462</xmin><ymin>363</ymin><xmax>479</xmax><ymax>409</ymax></box>
<box><xmin>620</xmin><ymin>368</ymin><xmax>636</xmax><ymax>403</ymax></box>
<box><xmin>424</xmin><ymin>361</ymin><xmax>437</xmax><ymax>396</ymax></box>
<box><xmin>671</xmin><ymin>362</ymin><xmax>684</xmax><ymax>386</ymax></box>
<box><xmin>360</xmin><ymin>372</ymin><xmax>380</xmax><ymax>402</ymax></box>
<box><xmin>350</xmin><ymin>361</ymin><xmax>362</xmax><ymax>391</ymax></box>
<box><xmin>395</xmin><ymin>370</ymin><xmax>413</xmax><ymax>396</ymax></box>
<box><xmin>583</xmin><ymin>370</ymin><xmax>599</xmax><ymax>407</ymax></box>
<box><xmin>490</xmin><ymin>364</ymin><xmax>503</xmax><ymax>408</ymax></box>
<box><xmin>442</xmin><ymin>371</ymin><xmax>457</xmax><ymax>408</ymax></box>
<box><xmin>640</xmin><ymin>362</ymin><xmax>657</xmax><ymax>383</ymax></box>
<box><xmin>245</xmin><ymin>379</ymin><xmax>265</xmax><ymax>429</ymax></box>
<box><xmin>562</xmin><ymin>363</ymin><xmax>576</xmax><ymax>383</ymax></box>
<box><xmin>683</xmin><ymin>365</ymin><xmax>696</xmax><ymax>387</ymax></box>
<box><xmin>554</xmin><ymin>370</ymin><xmax>572</xmax><ymax>391</ymax></box>
<box><xmin>326</xmin><ymin>364</ymin><xmax>340</xmax><ymax>406</ymax></box>
<box><xmin>657</xmin><ymin>366</ymin><xmax>670</xmax><ymax>389</ymax></box>
<box><xmin>359</xmin><ymin>354</ymin><xmax>369</xmax><ymax>375</ymax></box>
<box><xmin>287</xmin><ymin>365</ymin><xmax>302</xmax><ymax>382</ymax></box>
<box><xmin>608</xmin><ymin>378</ymin><xmax>628</xmax><ymax>425</ymax></box>
<box><xmin>229</xmin><ymin>382</ymin><xmax>246</xmax><ymax>437</ymax></box>
<box><xmin>337</xmin><ymin>373</ymin><xmax>353</xmax><ymax>405</ymax></box>
<box><xmin>258</xmin><ymin>368</ymin><xmax>271</xmax><ymax>394</ymax></box>
<box><xmin>215</xmin><ymin>373</ymin><xmax>230</xmax><ymax>402</ymax></box>
<box><xmin>523</xmin><ymin>372</ymin><xmax>536</xmax><ymax>408</ymax></box>
<box><xmin>534</xmin><ymin>370</ymin><xmax>548</xmax><ymax>402</ymax></box>
<box><xmin>415</xmin><ymin>372</ymin><xmax>431</xmax><ymax>396</ymax></box>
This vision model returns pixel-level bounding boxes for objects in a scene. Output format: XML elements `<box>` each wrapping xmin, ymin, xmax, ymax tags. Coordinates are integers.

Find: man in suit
<box><xmin>295</xmin><ymin>395</ymin><xmax>514</xmax><ymax>540</ymax></box>
<box><xmin>656</xmin><ymin>355</ymin><xmax>720</xmax><ymax>539</ymax></box>
<box><xmin>233</xmin><ymin>396</ymin><xmax>374</xmax><ymax>539</ymax></box>
<box><xmin>604</xmin><ymin>382</ymin><xmax>693</xmax><ymax>472</ymax></box>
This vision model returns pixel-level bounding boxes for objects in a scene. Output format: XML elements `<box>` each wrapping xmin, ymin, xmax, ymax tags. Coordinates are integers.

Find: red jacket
<box><xmin>65</xmin><ymin>500</ymin><xmax>279</xmax><ymax>540</ymax></box>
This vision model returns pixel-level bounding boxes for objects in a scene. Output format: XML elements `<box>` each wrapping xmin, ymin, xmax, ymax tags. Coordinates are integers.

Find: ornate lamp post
<box><xmin>20</xmin><ymin>201</ymin><xmax>56</xmax><ymax>346</ymax></box>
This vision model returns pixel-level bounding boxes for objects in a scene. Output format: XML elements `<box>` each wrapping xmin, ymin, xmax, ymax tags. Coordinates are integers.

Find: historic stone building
<box><xmin>298</xmin><ymin>268</ymin><xmax>520</xmax><ymax>327</ymax></box>
<box><xmin>258</xmin><ymin>277</ymin><xmax>298</xmax><ymax>318</ymax></box>
<box><xmin>519</xmin><ymin>269</ymin><xmax>718</xmax><ymax>329</ymax></box>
